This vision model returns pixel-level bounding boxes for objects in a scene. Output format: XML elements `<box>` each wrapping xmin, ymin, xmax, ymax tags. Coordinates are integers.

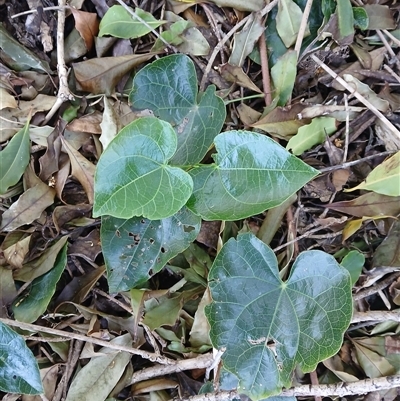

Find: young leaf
<box><xmin>130</xmin><ymin>54</ymin><xmax>226</xmax><ymax>165</ymax></box>
<box><xmin>93</xmin><ymin>117</ymin><xmax>193</xmax><ymax>220</ymax></box>
<box><xmin>0</xmin><ymin>322</ymin><xmax>43</xmax><ymax>395</ymax></box>
<box><xmin>12</xmin><ymin>242</ymin><xmax>67</xmax><ymax>323</ymax></box>
<box><xmin>340</xmin><ymin>250</ymin><xmax>364</xmax><ymax>285</ymax></box>
<box><xmin>206</xmin><ymin>233</ymin><xmax>352</xmax><ymax>400</ymax></box>
<box><xmin>187</xmin><ymin>131</ymin><xmax>319</xmax><ymax>221</ymax></box>
<box><xmin>98</xmin><ymin>5</ymin><xmax>164</xmax><ymax>39</ymax></box>
<box><xmin>345</xmin><ymin>151</ymin><xmax>400</xmax><ymax>196</ymax></box>
<box><xmin>0</xmin><ymin>119</ymin><xmax>30</xmax><ymax>195</ymax></box>
<box><xmin>101</xmin><ymin>207</ymin><xmax>201</xmax><ymax>292</ymax></box>
<box><xmin>286</xmin><ymin>117</ymin><xmax>337</xmax><ymax>155</ymax></box>
<box><xmin>271</xmin><ymin>50</ymin><xmax>297</xmax><ymax>106</ymax></box>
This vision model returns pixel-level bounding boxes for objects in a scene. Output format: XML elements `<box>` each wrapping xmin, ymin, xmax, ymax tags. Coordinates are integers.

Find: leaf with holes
<box><xmin>186</xmin><ymin>131</ymin><xmax>319</xmax><ymax>221</ymax></box>
<box><xmin>101</xmin><ymin>207</ymin><xmax>201</xmax><ymax>292</ymax></box>
<box><xmin>206</xmin><ymin>233</ymin><xmax>352</xmax><ymax>400</ymax></box>
<box><xmin>130</xmin><ymin>54</ymin><xmax>226</xmax><ymax>165</ymax></box>
<box><xmin>93</xmin><ymin>117</ymin><xmax>193</xmax><ymax>220</ymax></box>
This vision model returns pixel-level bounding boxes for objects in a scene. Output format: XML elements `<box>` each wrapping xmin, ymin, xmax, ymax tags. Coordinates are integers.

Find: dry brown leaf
<box><xmin>0</xmin><ymin>179</ymin><xmax>56</xmax><ymax>232</ymax></box>
<box><xmin>73</xmin><ymin>53</ymin><xmax>156</xmax><ymax>95</ymax></box>
<box><xmin>251</xmin><ymin>103</ymin><xmax>309</xmax><ymax>138</ymax></box>
<box><xmin>327</xmin><ymin>192</ymin><xmax>400</xmax><ymax>218</ymax></box>
<box><xmin>61</xmin><ymin>136</ymin><xmax>95</xmax><ymax>204</ymax></box>
<box><xmin>70</xmin><ymin>8</ymin><xmax>99</xmax><ymax>52</ymax></box>
<box><xmin>67</xmin><ymin>111</ymin><xmax>103</xmax><ymax>134</ymax></box>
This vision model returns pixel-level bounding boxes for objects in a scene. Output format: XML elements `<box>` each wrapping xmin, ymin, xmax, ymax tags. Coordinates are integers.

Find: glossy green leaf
<box><xmin>286</xmin><ymin>117</ymin><xmax>337</xmax><ymax>155</ymax></box>
<box><xmin>130</xmin><ymin>54</ymin><xmax>226</xmax><ymax>165</ymax></box>
<box><xmin>0</xmin><ymin>322</ymin><xmax>43</xmax><ymax>395</ymax></box>
<box><xmin>187</xmin><ymin>131</ymin><xmax>318</xmax><ymax>221</ymax></box>
<box><xmin>98</xmin><ymin>5</ymin><xmax>164</xmax><ymax>39</ymax></box>
<box><xmin>206</xmin><ymin>233</ymin><xmax>352</xmax><ymax>400</ymax></box>
<box><xmin>0</xmin><ymin>119</ymin><xmax>30</xmax><ymax>195</ymax></box>
<box><xmin>12</xmin><ymin>242</ymin><xmax>67</xmax><ymax>323</ymax></box>
<box><xmin>101</xmin><ymin>207</ymin><xmax>201</xmax><ymax>292</ymax></box>
<box><xmin>271</xmin><ymin>50</ymin><xmax>297</xmax><ymax>106</ymax></box>
<box><xmin>340</xmin><ymin>250</ymin><xmax>364</xmax><ymax>285</ymax></box>
<box><xmin>93</xmin><ymin>117</ymin><xmax>193</xmax><ymax>220</ymax></box>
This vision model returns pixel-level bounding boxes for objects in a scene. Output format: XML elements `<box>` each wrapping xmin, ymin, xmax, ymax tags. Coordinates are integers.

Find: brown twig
<box><xmin>258</xmin><ymin>31</ymin><xmax>272</xmax><ymax>106</ymax></box>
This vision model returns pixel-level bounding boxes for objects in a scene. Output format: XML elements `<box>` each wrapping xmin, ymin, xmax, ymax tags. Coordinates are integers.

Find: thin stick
<box><xmin>171</xmin><ymin>375</ymin><xmax>400</xmax><ymax>400</ymax></box>
<box><xmin>354</xmin><ymin>272</ymin><xmax>400</xmax><ymax>301</ymax></box>
<box><xmin>294</xmin><ymin>0</ymin><xmax>314</xmax><ymax>57</ymax></box>
<box><xmin>0</xmin><ymin>317</ymin><xmax>172</xmax><ymax>364</ymax></box>
<box><xmin>128</xmin><ymin>353</ymin><xmax>214</xmax><ymax>385</ymax></box>
<box><xmin>319</xmin><ymin>150</ymin><xmax>396</xmax><ymax>173</ymax></box>
<box><xmin>310</xmin><ymin>54</ymin><xmax>400</xmax><ymax>140</ymax></box>
<box><xmin>258</xmin><ymin>31</ymin><xmax>272</xmax><ymax>106</ymax></box>
<box><xmin>43</xmin><ymin>0</ymin><xmax>74</xmax><ymax>124</ymax></box>
<box><xmin>200</xmin><ymin>0</ymin><xmax>279</xmax><ymax>91</ymax></box>
<box><xmin>383</xmin><ymin>29</ymin><xmax>400</xmax><ymax>47</ymax></box>
<box><xmin>351</xmin><ymin>310</ymin><xmax>400</xmax><ymax>324</ymax></box>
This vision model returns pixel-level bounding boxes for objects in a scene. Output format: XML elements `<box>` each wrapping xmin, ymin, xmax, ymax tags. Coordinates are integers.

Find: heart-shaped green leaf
<box><xmin>101</xmin><ymin>207</ymin><xmax>201</xmax><ymax>292</ymax></box>
<box><xmin>129</xmin><ymin>54</ymin><xmax>226</xmax><ymax>165</ymax></box>
<box><xmin>187</xmin><ymin>131</ymin><xmax>319</xmax><ymax>220</ymax></box>
<box><xmin>206</xmin><ymin>233</ymin><xmax>352</xmax><ymax>400</ymax></box>
<box><xmin>0</xmin><ymin>322</ymin><xmax>43</xmax><ymax>394</ymax></box>
<box><xmin>93</xmin><ymin>117</ymin><xmax>193</xmax><ymax>220</ymax></box>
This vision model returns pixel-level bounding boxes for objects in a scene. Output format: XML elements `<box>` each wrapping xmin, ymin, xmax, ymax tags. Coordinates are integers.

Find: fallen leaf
<box><xmin>0</xmin><ymin>181</ymin><xmax>56</xmax><ymax>232</ymax></box>
<box><xmin>70</xmin><ymin>8</ymin><xmax>99</xmax><ymax>51</ymax></box>
<box><xmin>61</xmin><ymin>136</ymin><xmax>96</xmax><ymax>204</ymax></box>
<box><xmin>328</xmin><ymin>192</ymin><xmax>400</xmax><ymax>217</ymax></box>
<box><xmin>252</xmin><ymin>103</ymin><xmax>310</xmax><ymax>138</ymax></box>
<box><xmin>345</xmin><ymin>152</ymin><xmax>400</xmax><ymax>196</ymax></box>
<box><xmin>13</xmin><ymin>236</ymin><xmax>68</xmax><ymax>282</ymax></box>
<box><xmin>73</xmin><ymin>53</ymin><xmax>156</xmax><ymax>95</ymax></box>
<box><xmin>229</xmin><ymin>12</ymin><xmax>264</xmax><ymax>67</ymax></box>
<box><xmin>0</xmin><ymin>88</ymin><xmax>17</xmax><ymax>110</ymax></box>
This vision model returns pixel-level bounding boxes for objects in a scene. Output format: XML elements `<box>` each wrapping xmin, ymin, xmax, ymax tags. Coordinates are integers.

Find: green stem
<box><xmin>224</xmin><ymin>94</ymin><xmax>265</xmax><ymax>105</ymax></box>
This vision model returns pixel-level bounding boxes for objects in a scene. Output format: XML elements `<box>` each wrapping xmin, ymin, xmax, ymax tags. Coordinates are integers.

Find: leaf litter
<box><xmin>1</xmin><ymin>0</ymin><xmax>400</xmax><ymax>400</ymax></box>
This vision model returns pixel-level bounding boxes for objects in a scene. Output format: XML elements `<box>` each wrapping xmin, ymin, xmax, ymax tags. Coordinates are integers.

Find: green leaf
<box><xmin>276</xmin><ymin>0</ymin><xmax>309</xmax><ymax>48</ymax></box>
<box><xmin>12</xmin><ymin>242</ymin><xmax>67</xmax><ymax>323</ymax></box>
<box><xmin>101</xmin><ymin>207</ymin><xmax>201</xmax><ymax>292</ymax></box>
<box><xmin>344</xmin><ymin>151</ymin><xmax>400</xmax><ymax>196</ymax></box>
<box><xmin>286</xmin><ymin>117</ymin><xmax>337</xmax><ymax>155</ymax></box>
<box><xmin>0</xmin><ymin>322</ymin><xmax>43</xmax><ymax>395</ymax></box>
<box><xmin>0</xmin><ymin>119</ymin><xmax>30</xmax><ymax>194</ymax></box>
<box><xmin>98</xmin><ymin>5</ymin><xmax>164</xmax><ymax>39</ymax></box>
<box><xmin>340</xmin><ymin>250</ymin><xmax>364</xmax><ymax>285</ymax></box>
<box><xmin>336</xmin><ymin>0</ymin><xmax>354</xmax><ymax>42</ymax></box>
<box><xmin>271</xmin><ymin>50</ymin><xmax>297</xmax><ymax>106</ymax></box>
<box><xmin>0</xmin><ymin>23</ymin><xmax>51</xmax><ymax>73</ymax></box>
<box><xmin>130</xmin><ymin>54</ymin><xmax>226</xmax><ymax>165</ymax></box>
<box><xmin>353</xmin><ymin>7</ymin><xmax>369</xmax><ymax>30</ymax></box>
<box><xmin>205</xmin><ymin>233</ymin><xmax>353</xmax><ymax>400</ymax></box>
<box><xmin>187</xmin><ymin>131</ymin><xmax>318</xmax><ymax>221</ymax></box>
<box><xmin>93</xmin><ymin>117</ymin><xmax>193</xmax><ymax>220</ymax></box>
